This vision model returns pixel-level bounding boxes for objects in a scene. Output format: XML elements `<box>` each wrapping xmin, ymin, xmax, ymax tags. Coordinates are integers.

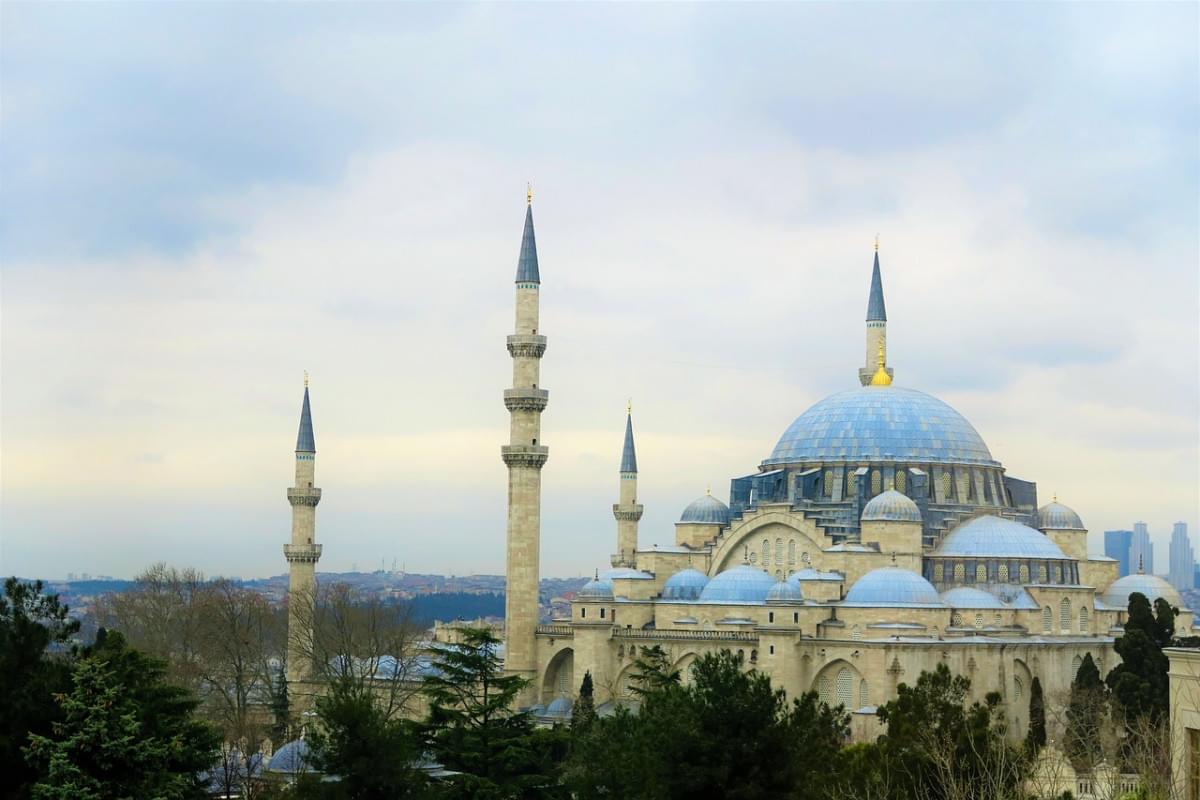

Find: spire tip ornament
<box><xmin>870</xmin><ymin>338</ymin><xmax>892</xmax><ymax>386</ymax></box>
<box><xmin>303</xmin><ymin>370</ymin><xmax>309</xmax><ymax>388</ymax></box>
<box><xmin>526</xmin><ymin>182</ymin><xmax>533</xmax><ymax>205</ymax></box>
<box><xmin>875</xmin><ymin>233</ymin><xmax>880</xmax><ymax>252</ymax></box>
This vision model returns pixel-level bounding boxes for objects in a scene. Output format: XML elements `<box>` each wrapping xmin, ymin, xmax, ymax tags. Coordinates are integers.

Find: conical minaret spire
<box><xmin>285</xmin><ymin>376</ymin><xmax>322</xmax><ymax>686</ymax></box>
<box><xmin>859</xmin><ymin>239</ymin><xmax>894</xmax><ymax>386</ymax></box>
<box><xmin>612</xmin><ymin>403</ymin><xmax>644</xmax><ymax>567</ymax></box>
<box><xmin>502</xmin><ymin>188</ymin><xmax>548</xmax><ymax>698</ymax></box>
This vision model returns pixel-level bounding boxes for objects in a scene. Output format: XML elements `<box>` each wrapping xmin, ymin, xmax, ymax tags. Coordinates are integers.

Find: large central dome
<box><xmin>764</xmin><ymin>386</ymin><xmax>997</xmax><ymax>467</ymax></box>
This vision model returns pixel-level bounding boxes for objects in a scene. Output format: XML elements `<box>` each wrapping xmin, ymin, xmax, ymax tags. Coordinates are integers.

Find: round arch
<box><xmin>711</xmin><ymin>512</ymin><xmax>825</xmax><ymax>573</ymax></box>
<box><xmin>541</xmin><ymin>648</ymin><xmax>575</xmax><ymax>704</ymax></box>
<box><xmin>811</xmin><ymin>659</ymin><xmax>867</xmax><ymax>710</ymax></box>
<box><xmin>673</xmin><ymin>652</ymin><xmax>699</xmax><ymax>686</ymax></box>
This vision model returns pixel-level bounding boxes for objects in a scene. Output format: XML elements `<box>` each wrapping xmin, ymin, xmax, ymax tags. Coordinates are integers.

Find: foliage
<box><xmin>1027</xmin><ymin>676</ymin><xmax>1047</xmax><ymax>753</ymax></box>
<box><xmin>566</xmin><ymin>650</ymin><xmax>848</xmax><ymax>800</ymax></box>
<box><xmin>23</xmin><ymin>631</ymin><xmax>219</xmax><ymax>800</ymax></box>
<box><xmin>1107</xmin><ymin>592</ymin><xmax>1175</xmax><ymax>724</ymax></box>
<box><xmin>1065</xmin><ymin>653</ymin><xmax>1107</xmax><ymax>767</ymax></box>
<box><xmin>268</xmin><ymin>665</ymin><xmax>291</xmax><ymax>745</ymax></box>
<box><xmin>626</xmin><ymin>645</ymin><xmax>681</xmax><ymax>696</ymax></box>
<box><xmin>421</xmin><ymin>626</ymin><xmax>564</xmax><ymax>798</ymax></box>
<box><xmin>570</xmin><ymin>671</ymin><xmax>596</xmax><ymax>730</ymax></box>
<box><xmin>0</xmin><ymin>578</ymin><xmax>80</xmax><ymax>800</ymax></box>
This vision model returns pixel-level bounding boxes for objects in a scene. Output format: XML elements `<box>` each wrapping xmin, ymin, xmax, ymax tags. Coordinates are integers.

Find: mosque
<box><xmin>281</xmin><ymin>193</ymin><xmax>1192</xmax><ymax>743</ymax></box>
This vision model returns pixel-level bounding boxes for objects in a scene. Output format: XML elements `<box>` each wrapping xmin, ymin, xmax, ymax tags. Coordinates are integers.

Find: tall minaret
<box><xmin>611</xmin><ymin>404</ymin><xmax>644</xmax><ymax>567</ymax></box>
<box><xmin>502</xmin><ymin>187</ymin><xmax>548</xmax><ymax>691</ymax></box>
<box><xmin>285</xmin><ymin>377</ymin><xmax>322</xmax><ymax>685</ymax></box>
<box><xmin>859</xmin><ymin>239</ymin><xmax>894</xmax><ymax>386</ymax></box>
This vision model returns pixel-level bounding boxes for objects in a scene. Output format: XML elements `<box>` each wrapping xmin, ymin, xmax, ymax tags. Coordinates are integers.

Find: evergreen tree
<box><xmin>24</xmin><ymin>631</ymin><xmax>219</xmax><ymax>800</ymax></box>
<box><xmin>1065</xmin><ymin>653</ymin><xmax>1107</xmax><ymax>766</ymax></box>
<box><xmin>1107</xmin><ymin>592</ymin><xmax>1176</xmax><ymax>723</ymax></box>
<box><xmin>268</xmin><ymin>666</ymin><xmax>290</xmax><ymax>745</ymax></box>
<box><xmin>1027</xmin><ymin>676</ymin><xmax>1047</xmax><ymax>753</ymax></box>
<box><xmin>0</xmin><ymin>578</ymin><xmax>80</xmax><ymax>800</ymax></box>
<box><xmin>627</xmin><ymin>645</ymin><xmax>680</xmax><ymax>696</ymax></box>
<box><xmin>421</xmin><ymin>626</ymin><xmax>563</xmax><ymax>798</ymax></box>
<box><xmin>570</xmin><ymin>671</ymin><xmax>596</xmax><ymax>730</ymax></box>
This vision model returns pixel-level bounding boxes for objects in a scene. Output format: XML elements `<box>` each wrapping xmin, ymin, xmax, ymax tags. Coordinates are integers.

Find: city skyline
<box><xmin>3</xmin><ymin>3</ymin><xmax>1198</xmax><ymax>580</ymax></box>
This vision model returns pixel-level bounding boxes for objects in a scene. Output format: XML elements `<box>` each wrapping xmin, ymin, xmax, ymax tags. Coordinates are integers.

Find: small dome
<box><xmin>1101</xmin><ymin>573</ymin><xmax>1182</xmax><ymax>611</ymax></box>
<box><xmin>844</xmin><ymin>567</ymin><xmax>942</xmax><ymax>606</ymax></box>
<box><xmin>1037</xmin><ymin>501</ymin><xmax>1085</xmax><ymax>531</ymax></box>
<box><xmin>545</xmin><ymin>696</ymin><xmax>573</xmax><ymax>716</ymax></box>
<box><xmin>941</xmin><ymin>587</ymin><xmax>1006</xmax><ymax>609</ymax></box>
<box><xmin>698</xmin><ymin>564</ymin><xmax>776</xmax><ymax>604</ymax></box>
<box><xmin>267</xmin><ymin>740</ymin><xmax>313</xmax><ymax>774</ymax></box>
<box><xmin>662</xmin><ymin>568</ymin><xmax>709</xmax><ymax>601</ymax></box>
<box><xmin>680</xmin><ymin>493</ymin><xmax>732</xmax><ymax>525</ymax></box>
<box><xmin>577</xmin><ymin>577</ymin><xmax>614</xmax><ymax>601</ymax></box>
<box><xmin>934</xmin><ymin>516</ymin><xmax>1068</xmax><ymax>560</ymax></box>
<box><xmin>862</xmin><ymin>490</ymin><xmax>922</xmax><ymax>523</ymax></box>
<box><xmin>766</xmin><ymin>579</ymin><xmax>804</xmax><ymax>604</ymax></box>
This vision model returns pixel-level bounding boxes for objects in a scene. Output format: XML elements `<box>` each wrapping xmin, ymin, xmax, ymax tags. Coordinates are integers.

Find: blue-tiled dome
<box><xmin>545</xmin><ymin>696</ymin><xmax>573</xmax><ymax>716</ymax></box>
<box><xmin>844</xmin><ymin>567</ymin><xmax>942</xmax><ymax>606</ymax></box>
<box><xmin>698</xmin><ymin>564</ymin><xmax>776</xmax><ymax>604</ymax></box>
<box><xmin>766</xmin><ymin>579</ymin><xmax>804</xmax><ymax>604</ymax></box>
<box><xmin>1101</xmin><ymin>573</ymin><xmax>1182</xmax><ymax>610</ymax></box>
<box><xmin>934</xmin><ymin>516</ymin><xmax>1068</xmax><ymax>560</ymax></box>
<box><xmin>764</xmin><ymin>386</ymin><xmax>997</xmax><ymax>467</ymax></box>
<box><xmin>862</xmin><ymin>490</ymin><xmax>922</xmax><ymax>523</ymax></box>
<box><xmin>680</xmin><ymin>493</ymin><xmax>732</xmax><ymax>525</ymax></box>
<box><xmin>267</xmin><ymin>740</ymin><xmax>313</xmax><ymax>774</ymax></box>
<box><xmin>1037</xmin><ymin>501</ymin><xmax>1085</xmax><ymax>531</ymax></box>
<box><xmin>662</xmin><ymin>568</ymin><xmax>709</xmax><ymax>601</ymax></box>
<box><xmin>577</xmin><ymin>577</ymin><xmax>614</xmax><ymax>601</ymax></box>
<box><xmin>941</xmin><ymin>587</ymin><xmax>1006</xmax><ymax>609</ymax></box>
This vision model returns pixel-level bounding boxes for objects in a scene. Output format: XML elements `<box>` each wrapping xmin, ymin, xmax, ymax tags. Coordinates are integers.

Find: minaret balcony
<box><xmin>501</xmin><ymin>445</ymin><xmax>549</xmax><ymax>469</ymax></box>
<box><xmin>284</xmin><ymin>543</ymin><xmax>323</xmax><ymax>563</ymax></box>
<box><xmin>287</xmin><ymin>487</ymin><xmax>322</xmax><ymax>507</ymax></box>
<box><xmin>613</xmin><ymin>504</ymin><xmax>645</xmax><ymax>522</ymax></box>
<box><xmin>503</xmin><ymin>388</ymin><xmax>550</xmax><ymax>412</ymax></box>
<box><xmin>506</xmin><ymin>335</ymin><xmax>547</xmax><ymax>359</ymax></box>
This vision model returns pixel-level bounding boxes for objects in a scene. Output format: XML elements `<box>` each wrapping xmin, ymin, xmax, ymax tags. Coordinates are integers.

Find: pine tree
<box><xmin>570</xmin><ymin>671</ymin><xmax>596</xmax><ymax>730</ymax></box>
<box><xmin>1065</xmin><ymin>653</ymin><xmax>1106</xmax><ymax>766</ymax></box>
<box><xmin>1027</xmin><ymin>675</ymin><xmax>1047</xmax><ymax>752</ymax></box>
<box><xmin>627</xmin><ymin>645</ymin><xmax>680</xmax><ymax>696</ymax></box>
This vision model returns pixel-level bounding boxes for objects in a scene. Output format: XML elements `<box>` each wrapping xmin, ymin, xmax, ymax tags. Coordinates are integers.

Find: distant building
<box><xmin>1131</xmin><ymin>522</ymin><xmax>1154</xmax><ymax>575</ymax></box>
<box><xmin>1105</xmin><ymin>530</ymin><xmax>1133</xmax><ymax>577</ymax></box>
<box><xmin>1171</xmin><ymin>522</ymin><xmax>1195</xmax><ymax>592</ymax></box>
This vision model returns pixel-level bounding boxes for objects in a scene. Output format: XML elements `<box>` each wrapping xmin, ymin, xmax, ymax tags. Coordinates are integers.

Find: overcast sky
<box><xmin>2</xmin><ymin>2</ymin><xmax>1197</xmax><ymax>581</ymax></box>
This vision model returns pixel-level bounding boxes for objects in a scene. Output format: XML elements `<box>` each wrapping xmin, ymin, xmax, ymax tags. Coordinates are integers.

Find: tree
<box><xmin>1064</xmin><ymin>653</ymin><xmax>1107</xmax><ymax>766</ymax></box>
<box><xmin>1026</xmin><ymin>676</ymin><xmax>1046</xmax><ymax>753</ymax></box>
<box><xmin>1107</xmin><ymin>592</ymin><xmax>1176</xmax><ymax>724</ymax></box>
<box><xmin>268</xmin><ymin>665</ymin><xmax>291</xmax><ymax>746</ymax></box>
<box><xmin>421</xmin><ymin>626</ymin><xmax>564</xmax><ymax>798</ymax></box>
<box><xmin>0</xmin><ymin>578</ymin><xmax>79</xmax><ymax>800</ymax></box>
<box><xmin>24</xmin><ymin>631</ymin><xmax>219</xmax><ymax>800</ymax></box>
<box><xmin>570</xmin><ymin>671</ymin><xmax>596</xmax><ymax>730</ymax></box>
<box><xmin>626</xmin><ymin>645</ymin><xmax>680</xmax><ymax>696</ymax></box>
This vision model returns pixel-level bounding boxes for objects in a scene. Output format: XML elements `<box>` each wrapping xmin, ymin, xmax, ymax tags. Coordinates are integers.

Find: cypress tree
<box><xmin>1027</xmin><ymin>676</ymin><xmax>1047</xmax><ymax>752</ymax></box>
<box><xmin>1107</xmin><ymin>592</ymin><xmax>1175</xmax><ymax>724</ymax></box>
<box><xmin>1065</xmin><ymin>653</ymin><xmax>1106</xmax><ymax>766</ymax></box>
<box><xmin>571</xmin><ymin>671</ymin><xmax>596</xmax><ymax>730</ymax></box>
<box><xmin>268</xmin><ymin>666</ymin><xmax>290</xmax><ymax>745</ymax></box>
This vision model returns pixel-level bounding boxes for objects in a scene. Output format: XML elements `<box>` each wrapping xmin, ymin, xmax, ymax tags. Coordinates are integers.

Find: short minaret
<box><xmin>611</xmin><ymin>403</ymin><xmax>644</xmax><ymax>567</ymax></box>
<box><xmin>501</xmin><ymin>187</ymin><xmax>549</xmax><ymax>692</ymax></box>
<box><xmin>285</xmin><ymin>377</ymin><xmax>322</xmax><ymax>685</ymax></box>
<box><xmin>859</xmin><ymin>239</ymin><xmax>894</xmax><ymax>386</ymax></box>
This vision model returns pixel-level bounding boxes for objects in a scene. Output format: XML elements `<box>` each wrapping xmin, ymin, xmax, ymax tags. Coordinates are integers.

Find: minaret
<box><xmin>502</xmin><ymin>186</ymin><xmax>548</xmax><ymax>692</ymax></box>
<box><xmin>611</xmin><ymin>403</ymin><xmax>644</xmax><ymax>567</ymax></box>
<box><xmin>285</xmin><ymin>376</ymin><xmax>322</xmax><ymax>685</ymax></box>
<box><xmin>859</xmin><ymin>238</ymin><xmax>894</xmax><ymax>386</ymax></box>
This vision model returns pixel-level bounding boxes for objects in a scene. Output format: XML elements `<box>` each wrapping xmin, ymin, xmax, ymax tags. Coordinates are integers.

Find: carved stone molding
<box><xmin>287</xmin><ymin>488</ymin><xmax>322</xmax><ymax>507</ymax></box>
<box><xmin>501</xmin><ymin>445</ymin><xmax>549</xmax><ymax>469</ymax></box>
<box><xmin>507</xmin><ymin>334</ymin><xmax>547</xmax><ymax>359</ymax></box>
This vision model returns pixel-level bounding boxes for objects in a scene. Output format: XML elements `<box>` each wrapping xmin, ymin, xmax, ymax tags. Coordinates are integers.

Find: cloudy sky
<box><xmin>2</xmin><ymin>2</ymin><xmax>1197</xmax><ymax>581</ymax></box>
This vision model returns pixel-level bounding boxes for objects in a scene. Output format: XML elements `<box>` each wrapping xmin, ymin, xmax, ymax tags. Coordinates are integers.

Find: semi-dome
<box><xmin>698</xmin><ymin>564</ymin><xmax>776</xmax><ymax>604</ymax></box>
<box><xmin>577</xmin><ymin>577</ymin><xmax>614</xmax><ymax>601</ymax></box>
<box><xmin>764</xmin><ymin>386</ymin><xmax>997</xmax><ymax>467</ymax></box>
<box><xmin>766</xmin><ymin>579</ymin><xmax>804</xmax><ymax>604</ymax></box>
<box><xmin>1101</xmin><ymin>573</ymin><xmax>1183</xmax><ymax>611</ymax></box>
<box><xmin>941</xmin><ymin>587</ymin><xmax>1006</xmax><ymax>609</ymax></box>
<box><xmin>934</xmin><ymin>516</ymin><xmax>1068</xmax><ymax>560</ymax></box>
<box><xmin>1037</xmin><ymin>501</ymin><xmax>1085</xmax><ymax>531</ymax></box>
<box><xmin>267</xmin><ymin>740</ymin><xmax>313</xmax><ymax>774</ymax></box>
<box><xmin>862</xmin><ymin>490</ymin><xmax>922</xmax><ymax>523</ymax></box>
<box><xmin>844</xmin><ymin>567</ymin><xmax>942</xmax><ymax>606</ymax></box>
<box><xmin>680</xmin><ymin>493</ymin><xmax>732</xmax><ymax>525</ymax></box>
<box><xmin>662</xmin><ymin>568</ymin><xmax>709</xmax><ymax>601</ymax></box>
<box><xmin>545</xmin><ymin>696</ymin><xmax>573</xmax><ymax>716</ymax></box>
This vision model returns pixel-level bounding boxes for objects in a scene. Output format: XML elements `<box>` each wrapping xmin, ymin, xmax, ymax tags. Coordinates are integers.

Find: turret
<box><xmin>501</xmin><ymin>186</ymin><xmax>548</xmax><ymax>700</ymax></box>
<box><xmin>859</xmin><ymin>240</ymin><xmax>894</xmax><ymax>386</ymax></box>
<box><xmin>285</xmin><ymin>376</ymin><xmax>322</xmax><ymax>685</ymax></box>
<box><xmin>611</xmin><ymin>405</ymin><xmax>644</xmax><ymax>567</ymax></box>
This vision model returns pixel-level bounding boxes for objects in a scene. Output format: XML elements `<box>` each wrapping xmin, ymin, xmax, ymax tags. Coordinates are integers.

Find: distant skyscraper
<box><xmin>1105</xmin><ymin>530</ymin><xmax>1134</xmax><ymax>577</ymax></box>
<box><xmin>1131</xmin><ymin>521</ymin><xmax>1154</xmax><ymax>575</ymax></box>
<box><xmin>1170</xmin><ymin>522</ymin><xmax>1194</xmax><ymax>591</ymax></box>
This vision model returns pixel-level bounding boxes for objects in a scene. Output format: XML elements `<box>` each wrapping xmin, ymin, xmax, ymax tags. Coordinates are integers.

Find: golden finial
<box><xmin>706</xmin><ymin>484</ymin><xmax>712</xmax><ymax>496</ymax></box>
<box><xmin>870</xmin><ymin>338</ymin><xmax>892</xmax><ymax>386</ymax></box>
<box><xmin>627</xmin><ymin>398</ymin><xmax>632</xmax><ymax>415</ymax></box>
<box><xmin>1053</xmin><ymin>493</ymin><xmax>1058</xmax><ymax>503</ymax></box>
<box><xmin>304</xmin><ymin>370</ymin><xmax>309</xmax><ymax>388</ymax></box>
<box><xmin>874</xmin><ymin>233</ymin><xmax>879</xmax><ymax>252</ymax></box>
<box><xmin>526</xmin><ymin>182</ymin><xmax>533</xmax><ymax>205</ymax></box>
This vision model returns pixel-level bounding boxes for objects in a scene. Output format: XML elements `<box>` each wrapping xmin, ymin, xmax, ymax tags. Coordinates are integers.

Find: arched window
<box><xmin>775</xmin><ymin>569</ymin><xmax>782</xmax><ymax>579</ymax></box>
<box><xmin>1014</xmin><ymin>677</ymin><xmax>1023</xmax><ymax>701</ymax></box>
<box><xmin>837</xmin><ymin>669</ymin><xmax>853</xmax><ymax>708</ymax></box>
<box><xmin>1079</xmin><ymin>606</ymin><xmax>1090</xmax><ymax>632</ymax></box>
<box><xmin>871</xmin><ymin>470</ymin><xmax>882</xmax><ymax>495</ymax></box>
<box><xmin>847</xmin><ymin>471</ymin><xmax>857</xmax><ymax>496</ymax></box>
<box><xmin>896</xmin><ymin>470</ymin><xmax>907</xmax><ymax>493</ymax></box>
<box><xmin>859</xmin><ymin>679</ymin><xmax>869</xmax><ymax>706</ymax></box>
<box><xmin>994</xmin><ymin>612</ymin><xmax>1002</xmax><ymax>626</ymax></box>
<box><xmin>974</xmin><ymin>613</ymin><xmax>984</xmax><ymax>629</ymax></box>
<box><xmin>942</xmin><ymin>472</ymin><xmax>953</xmax><ymax>500</ymax></box>
<box><xmin>1054</xmin><ymin>564</ymin><xmax>1063</xmax><ymax>584</ymax></box>
<box><xmin>851</xmin><ymin>625</ymin><xmax>861</xmax><ymax>641</ymax></box>
<box><xmin>934</xmin><ymin>563</ymin><xmax>944</xmax><ymax>582</ymax></box>
<box><xmin>823</xmin><ymin>470</ymin><xmax>834</xmax><ymax>497</ymax></box>
<box><xmin>787</xmin><ymin>540</ymin><xmax>796</xmax><ymax>565</ymax></box>
<box><xmin>1072</xmin><ymin>655</ymin><xmax>1083</xmax><ymax>677</ymax></box>
<box><xmin>802</xmin><ymin>552</ymin><xmax>811</xmax><ymax>565</ymax></box>
<box><xmin>749</xmin><ymin>552</ymin><xmax>758</xmax><ymax>564</ymax></box>
<box><xmin>1060</xmin><ymin>598</ymin><xmax>1071</xmax><ymax>630</ymax></box>
<box><xmin>762</xmin><ymin>539</ymin><xmax>770</xmax><ymax>566</ymax></box>
<box><xmin>998</xmin><ymin>564</ymin><xmax>1010</xmax><ymax>582</ymax></box>
<box><xmin>1019</xmin><ymin>564</ymin><xmax>1030</xmax><ymax>584</ymax></box>
<box><xmin>816</xmin><ymin>675</ymin><xmax>830</xmax><ymax>705</ymax></box>
<box><xmin>1038</xmin><ymin>564</ymin><xmax>1048</xmax><ymax>583</ymax></box>
<box><xmin>750</xmin><ymin>649</ymin><xmax>758</xmax><ymax>663</ymax></box>
<box><xmin>1042</xmin><ymin>606</ymin><xmax>1052</xmax><ymax>633</ymax></box>
<box><xmin>954</xmin><ymin>563</ymin><xmax>966</xmax><ymax>582</ymax></box>
<box><xmin>776</xmin><ymin>538</ymin><xmax>784</xmax><ymax>564</ymax></box>
<box><xmin>952</xmin><ymin>611</ymin><xmax>963</xmax><ymax>626</ymax></box>
<box><xmin>975</xmin><ymin>564</ymin><xmax>988</xmax><ymax>583</ymax></box>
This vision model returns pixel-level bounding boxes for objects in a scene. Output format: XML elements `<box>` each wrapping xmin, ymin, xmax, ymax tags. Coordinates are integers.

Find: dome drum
<box><xmin>925</xmin><ymin>557</ymin><xmax>1079</xmax><ymax>591</ymax></box>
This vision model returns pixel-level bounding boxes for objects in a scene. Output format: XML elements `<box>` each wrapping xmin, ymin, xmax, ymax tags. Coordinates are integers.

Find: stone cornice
<box><xmin>501</xmin><ymin>445</ymin><xmax>549</xmax><ymax>469</ymax></box>
<box><xmin>287</xmin><ymin>487</ymin><xmax>322</xmax><ymax>507</ymax></box>
<box><xmin>503</xmin><ymin>388</ymin><xmax>550</xmax><ymax>412</ymax></box>
<box><xmin>284</xmin><ymin>543</ymin><xmax>323</xmax><ymax>563</ymax></box>
<box><xmin>612</xmin><ymin>504</ymin><xmax>644</xmax><ymax>522</ymax></box>
<box><xmin>507</xmin><ymin>334</ymin><xmax>547</xmax><ymax>359</ymax></box>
